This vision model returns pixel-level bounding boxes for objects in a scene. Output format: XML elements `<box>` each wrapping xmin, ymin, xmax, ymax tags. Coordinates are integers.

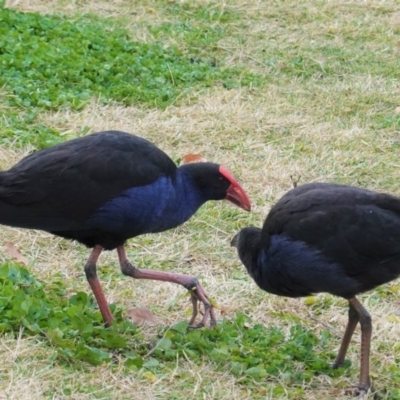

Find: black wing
<box><xmin>0</xmin><ymin>131</ymin><xmax>177</xmax><ymax>231</ymax></box>
<box><xmin>263</xmin><ymin>183</ymin><xmax>400</xmax><ymax>276</ymax></box>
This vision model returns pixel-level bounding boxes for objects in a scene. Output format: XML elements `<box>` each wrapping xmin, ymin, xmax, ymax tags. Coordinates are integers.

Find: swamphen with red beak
<box><xmin>0</xmin><ymin>130</ymin><xmax>250</xmax><ymax>328</ymax></box>
<box><xmin>231</xmin><ymin>182</ymin><xmax>400</xmax><ymax>395</ymax></box>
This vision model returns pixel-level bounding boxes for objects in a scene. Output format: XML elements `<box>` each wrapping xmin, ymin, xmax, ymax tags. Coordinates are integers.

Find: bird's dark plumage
<box><xmin>0</xmin><ymin>130</ymin><xmax>251</xmax><ymax>328</ymax></box>
<box><xmin>232</xmin><ymin>182</ymin><xmax>400</xmax><ymax>394</ymax></box>
<box><xmin>0</xmin><ymin>131</ymin><xmax>177</xmax><ymax>244</ymax></box>
<box><xmin>0</xmin><ymin>131</ymin><xmax>250</xmax><ymax>248</ymax></box>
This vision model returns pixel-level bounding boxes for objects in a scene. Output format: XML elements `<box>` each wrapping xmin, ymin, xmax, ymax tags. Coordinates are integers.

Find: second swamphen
<box><xmin>0</xmin><ymin>130</ymin><xmax>251</xmax><ymax>328</ymax></box>
<box><xmin>231</xmin><ymin>182</ymin><xmax>400</xmax><ymax>394</ymax></box>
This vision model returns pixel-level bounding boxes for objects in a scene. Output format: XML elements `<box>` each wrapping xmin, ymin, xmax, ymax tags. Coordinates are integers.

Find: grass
<box><xmin>0</xmin><ymin>0</ymin><xmax>400</xmax><ymax>399</ymax></box>
<box><xmin>0</xmin><ymin>5</ymin><xmax>258</xmax><ymax>112</ymax></box>
<box><xmin>0</xmin><ymin>3</ymin><xmax>260</xmax><ymax>148</ymax></box>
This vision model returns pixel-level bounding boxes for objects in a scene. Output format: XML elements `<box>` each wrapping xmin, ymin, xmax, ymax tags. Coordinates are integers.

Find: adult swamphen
<box><xmin>231</xmin><ymin>182</ymin><xmax>400</xmax><ymax>395</ymax></box>
<box><xmin>0</xmin><ymin>130</ymin><xmax>251</xmax><ymax>328</ymax></box>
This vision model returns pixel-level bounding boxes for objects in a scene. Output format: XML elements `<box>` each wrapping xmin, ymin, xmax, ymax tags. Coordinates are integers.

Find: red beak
<box><xmin>220</xmin><ymin>166</ymin><xmax>251</xmax><ymax>212</ymax></box>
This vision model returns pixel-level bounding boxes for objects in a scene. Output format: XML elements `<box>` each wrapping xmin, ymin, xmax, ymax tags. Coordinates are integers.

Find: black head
<box><xmin>231</xmin><ymin>227</ymin><xmax>262</xmax><ymax>249</ymax></box>
<box><xmin>178</xmin><ymin>162</ymin><xmax>251</xmax><ymax>211</ymax></box>
<box><xmin>231</xmin><ymin>227</ymin><xmax>262</xmax><ymax>273</ymax></box>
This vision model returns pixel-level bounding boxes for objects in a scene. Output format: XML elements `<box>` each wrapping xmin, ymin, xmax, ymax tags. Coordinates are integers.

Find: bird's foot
<box><xmin>332</xmin><ymin>362</ymin><xmax>370</xmax><ymax>397</ymax></box>
<box><xmin>345</xmin><ymin>376</ymin><xmax>372</xmax><ymax>398</ymax></box>
<box><xmin>187</xmin><ymin>283</ymin><xmax>217</xmax><ymax>329</ymax></box>
<box><xmin>117</xmin><ymin>253</ymin><xmax>217</xmax><ymax>328</ymax></box>
<box><xmin>331</xmin><ymin>360</ymin><xmax>344</xmax><ymax>369</ymax></box>
<box><xmin>344</xmin><ymin>384</ymin><xmax>370</xmax><ymax>397</ymax></box>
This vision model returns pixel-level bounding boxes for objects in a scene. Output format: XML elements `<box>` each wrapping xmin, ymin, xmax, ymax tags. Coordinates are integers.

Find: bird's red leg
<box><xmin>332</xmin><ymin>301</ymin><xmax>359</xmax><ymax>368</ymax></box>
<box><xmin>84</xmin><ymin>246</ymin><xmax>113</xmax><ymax>327</ymax></box>
<box><xmin>344</xmin><ymin>297</ymin><xmax>372</xmax><ymax>396</ymax></box>
<box><xmin>117</xmin><ymin>246</ymin><xmax>216</xmax><ymax>328</ymax></box>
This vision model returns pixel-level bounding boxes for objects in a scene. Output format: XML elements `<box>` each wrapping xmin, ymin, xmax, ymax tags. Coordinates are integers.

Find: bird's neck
<box><xmin>152</xmin><ymin>170</ymin><xmax>209</xmax><ymax>230</ymax></box>
<box><xmin>238</xmin><ymin>233</ymin><xmax>264</xmax><ymax>281</ymax></box>
<box><xmin>239</xmin><ymin>234</ymin><xmax>296</xmax><ymax>297</ymax></box>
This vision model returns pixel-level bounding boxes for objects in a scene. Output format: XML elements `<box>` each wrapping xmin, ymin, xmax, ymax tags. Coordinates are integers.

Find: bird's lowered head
<box><xmin>178</xmin><ymin>162</ymin><xmax>251</xmax><ymax>211</ymax></box>
<box><xmin>231</xmin><ymin>227</ymin><xmax>262</xmax><ymax>275</ymax></box>
<box><xmin>231</xmin><ymin>226</ymin><xmax>261</xmax><ymax>268</ymax></box>
<box><xmin>231</xmin><ymin>227</ymin><xmax>261</xmax><ymax>249</ymax></box>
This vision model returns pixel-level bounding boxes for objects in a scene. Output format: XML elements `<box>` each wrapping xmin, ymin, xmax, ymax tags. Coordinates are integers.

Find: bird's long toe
<box><xmin>188</xmin><ymin>290</ymin><xmax>200</xmax><ymax>326</ymax></box>
<box><xmin>331</xmin><ymin>360</ymin><xmax>344</xmax><ymax>369</ymax></box>
<box><xmin>118</xmin><ymin>251</ymin><xmax>218</xmax><ymax>328</ymax></box>
<box><xmin>344</xmin><ymin>376</ymin><xmax>371</xmax><ymax>397</ymax></box>
<box><xmin>331</xmin><ymin>362</ymin><xmax>339</xmax><ymax>370</ymax></box>
<box><xmin>187</xmin><ymin>284</ymin><xmax>216</xmax><ymax>329</ymax></box>
<box><xmin>344</xmin><ymin>386</ymin><xmax>369</xmax><ymax>397</ymax></box>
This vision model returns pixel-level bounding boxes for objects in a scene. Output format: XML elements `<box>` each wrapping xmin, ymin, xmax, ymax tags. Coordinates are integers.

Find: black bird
<box><xmin>0</xmin><ymin>130</ymin><xmax>251</xmax><ymax>328</ymax></box>
<box><xmin>231</xmin><ymin>182</ymin><xmax>400</xmax><ymax>394</ymax></box>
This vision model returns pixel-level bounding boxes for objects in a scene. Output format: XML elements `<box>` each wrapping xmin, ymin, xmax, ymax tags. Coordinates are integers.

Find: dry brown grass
<box><xmin>2</xmin><ymin>0</ymin><xmax>400</xmax><ymax>399</ymax></box>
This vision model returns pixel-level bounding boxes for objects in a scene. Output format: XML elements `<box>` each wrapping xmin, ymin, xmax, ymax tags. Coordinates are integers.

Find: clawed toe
<box><xmin>344</xmin><ymin>386</ymin><xmax>369</xmax><ymax>397</ymax></box>
<box><xmin>331</xmin><ymin>361</ymin><xmax>343</xmax><ymax>370</ymax></box>
<box><xmin>187</xmin><ymin>285</ymin><xmax>216</xmax><ymax>328</ymax></box>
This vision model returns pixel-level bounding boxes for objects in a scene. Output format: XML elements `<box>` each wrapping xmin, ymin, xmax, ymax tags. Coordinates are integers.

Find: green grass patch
<box><xmin>164</xmin><ymin>2</ymin><xmax>241</xmax><ymax>24</ymax></box>
<box><xmin>0</xmin><ymin>5</ymin><xmax>260</xmax><ymax>111</ymax></box>
<box><xmin>0</xmin><ymin>4</ymin><xmax>262</xmax><ymax>148</ymax></box>
<box><xmin>0</xmin><ymin>262</ymin><xmax>142</xmax><ymax>366</ymax></box>
<box><xmin>0</xmin><ymin>262</ymin><xmax>348</xmax><ymax>391</ymax></box>
<box><xmin>147</xmin><ymin>1</ymin><xmax>241</xmax><ymax>59</ymax></box>
<box><xmin>2</xmin><ymin>0</ymin><xmax>400</xmax><ymax>397</ymax></box>
<box><xmin>0</xmin><ymin>106</ymin><xmax>76</xmax><ymax>149</ymax></box>
<box><xmin>151</xmin><ymin>314</ymin><xmax>346</xmax><ymax>387</ymax></box>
